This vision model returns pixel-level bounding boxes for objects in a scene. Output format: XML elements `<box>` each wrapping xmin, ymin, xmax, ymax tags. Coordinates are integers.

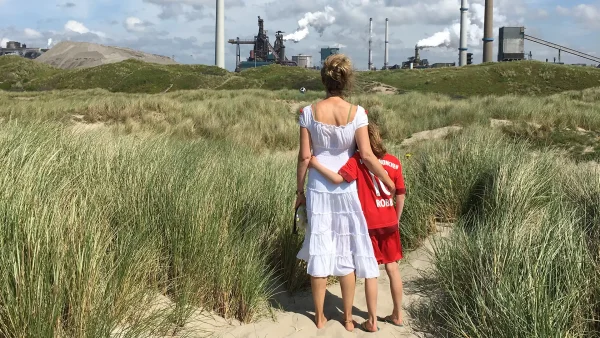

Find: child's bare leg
<box><xmin>364</xmin><ymin>277</ymin><xmax>378</xmax><ymax>331</ymax></box>
<box><xmin>385</xmin><ymin>262</ymin><xmax>404</xmax><ymax>324</ymax></box>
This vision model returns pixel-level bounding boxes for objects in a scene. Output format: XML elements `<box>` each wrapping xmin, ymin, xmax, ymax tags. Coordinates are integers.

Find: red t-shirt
<box><xmin>339</xmin><ymin>153</ymin><xmax>406</xmax><ymax>231</ymax></box>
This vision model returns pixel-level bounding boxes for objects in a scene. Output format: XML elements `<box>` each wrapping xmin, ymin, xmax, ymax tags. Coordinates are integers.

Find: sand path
<box><xmin>206</xmin><ymin>225</ymin><xmax>451</xmax><ymax>338</ymax></box>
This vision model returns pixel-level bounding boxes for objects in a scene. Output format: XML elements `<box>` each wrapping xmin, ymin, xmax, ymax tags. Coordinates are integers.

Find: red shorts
<box><xmin>368</xmin><ymin>226</ymin><xmax>403</xmax><ymax>265</ymax></box>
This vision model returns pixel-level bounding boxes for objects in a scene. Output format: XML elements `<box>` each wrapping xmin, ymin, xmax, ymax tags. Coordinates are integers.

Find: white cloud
<box><xmin>24</xmin><ymin>28</ymin><xmax>43</xmax><ymax>38</ymax></box>
<box><xmin>557</xmin><ymin>4</ymin><xmax>600</xmax><ymax>28</ymax></box>
<box><xmin>1</xmin><ymin>38</ymin><xmax>10</xmax><ymax>48</ymax></box>
<box><xmin>143</xmin><ymin>0</ymin><xmax>243</xmax><ymax>20</ymax></box>
<box><xmin>65</xmin><ymin>20</ymin><xmax>106</xmax><ymax>38</ymax></box>
<box><xmin>536</xmin><ymin>9</ymin><xmax>549</xmax><ymax>18</ymax></box>
<box><xmin>65</xmin><ymin>20</ymin><xmax>90</xmax><ymax>34</ymax></box>
<box><xmin>124</xmin><ymin>17</ymin><xmax>153</xmax><ymax>32</ymax></box>
<box><xmin>556</xmin><ymin>5</ymin><xmax>569</xmax><ymax>16</ymax></box>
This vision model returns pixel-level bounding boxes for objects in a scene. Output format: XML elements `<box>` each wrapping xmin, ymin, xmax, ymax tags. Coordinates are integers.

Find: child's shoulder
<box><xmin>383</xmin><ymin>153</ymin><xmax>401</xmax><ymax>164</ymax></box>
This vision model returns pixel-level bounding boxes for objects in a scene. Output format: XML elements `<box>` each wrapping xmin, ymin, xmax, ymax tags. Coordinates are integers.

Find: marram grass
<box><xmin>0</xmin><ymin>87</ymin><xmax>599</xmax><ymax>337</ymax></box>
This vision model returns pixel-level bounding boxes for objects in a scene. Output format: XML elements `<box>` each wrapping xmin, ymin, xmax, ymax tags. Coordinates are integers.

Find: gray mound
<box><xmin>35</xmin><ymin>41</ymin><xmax>178</xmax><ymax>69</ymax></box>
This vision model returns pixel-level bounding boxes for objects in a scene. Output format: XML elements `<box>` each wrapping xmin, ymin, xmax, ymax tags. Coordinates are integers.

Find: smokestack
<box><xmin>368</xmin><ymin>17</ymin><xmax>373</xmax><ymax>71</ymax></box>
<box><xmin>459</xmin><ymin>0</ymin><xmax>468</xmax><ymax>66</ymax></box>
<box><xmin>483</xmin><ymin>0</ymin><xmax>493</xmax><ymax>63</ymax></box>
<box><xmin>215</xmin><ymin>0</ymin><xmax>225</xmax><ymax>68</ymax></box>
<box><xmin>384</xmin><ymin>18</ymin><xmax>389</xmax><ymax>69</ymax></box>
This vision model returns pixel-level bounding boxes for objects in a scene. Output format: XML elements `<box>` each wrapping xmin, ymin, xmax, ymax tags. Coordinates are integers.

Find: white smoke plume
<box><xmin>47</xmin><ymin>38</ymin><xmax>53</xmax><ymax>48</ymax></box>
<box><xmin>284</xmin><ymin>6</ymin><xmax>336</xmax><ymax>43</ymax></box>
<box><xmin>417</xmin><ymin>3</ymin><xmax>501</xmax><ymax>49</ymax></box>
<box><xmin>0</xmin><ymin>38</ymin><xmax>9</xmax><ymax>48</ymax></box>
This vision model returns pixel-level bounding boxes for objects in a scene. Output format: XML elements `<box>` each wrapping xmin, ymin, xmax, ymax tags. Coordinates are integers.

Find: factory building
<box><xmin>498</xmin><ymin>27</ymin><xmax>525</xmax><ymax>61</ymax></box>
<box><xmin>0</xmin><ymin>41</ymin><xmax>47</xmax><ymax>59</ymax></box>
<box><xmin>319</xmin><ymin>47</ymin><xmax>339</xmax><ymax>66</ymax></box>
<box><xmin>292</xmin><ymin>54</ymin><xmax>312</xmax><ymax>68</ymax></box>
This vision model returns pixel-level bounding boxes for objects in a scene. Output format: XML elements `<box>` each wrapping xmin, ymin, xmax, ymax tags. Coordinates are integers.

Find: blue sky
<box><xmin>1</xmin><ymin>0</ymin><xmax>599</xmax><ymax>71</ymax></box>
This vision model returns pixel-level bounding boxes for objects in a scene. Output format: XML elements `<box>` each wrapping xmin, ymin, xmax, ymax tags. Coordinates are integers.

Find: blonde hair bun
<box><xmin>321</xmin><ymin>54</ymin><xmax>354</xmax><ymax>96</ymax></box>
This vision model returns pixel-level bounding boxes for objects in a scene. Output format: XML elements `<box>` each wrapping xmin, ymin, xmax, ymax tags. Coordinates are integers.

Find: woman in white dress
<box><xmin>295</xmin><ymin>54</ymin><xmax>396</xmax><ymax>332</ymax></box>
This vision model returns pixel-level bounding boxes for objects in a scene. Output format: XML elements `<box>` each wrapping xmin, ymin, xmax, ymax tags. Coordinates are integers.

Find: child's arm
<box><xmin>309</xmin><ymin>156</ymin><xmax>345</xmax><ymax>184</ymax></box>
<box><xmin>394</xmin><ymin>160</ymin><xmax>407</xmax><ymax>222</ymax></box>
<box><xmin>395</xmin><ymin>194</ymin><xmax>405</xmax><ymax>222</ymax></box>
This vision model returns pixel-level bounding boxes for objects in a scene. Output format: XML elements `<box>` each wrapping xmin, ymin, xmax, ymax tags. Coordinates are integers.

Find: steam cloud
<box><xmin>47</xmin><ymin>38</ymin><xmax>53</xmax><ymax>48</ymax></box>
<box><xmin>417</xmin><ymin>3</ymin><xmax>497</xmax><ymax>49</ymax></box>
<box><xmin>284</xmin><ymin>6</ymin><xmax>336</xmax><ymax>42</ymax></box>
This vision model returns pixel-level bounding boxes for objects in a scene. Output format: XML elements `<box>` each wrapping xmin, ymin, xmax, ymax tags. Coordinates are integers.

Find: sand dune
<box><xmin>35</xmin><ymin>41</ymin><xmax>177</xmax><ymax>69</ymax></box>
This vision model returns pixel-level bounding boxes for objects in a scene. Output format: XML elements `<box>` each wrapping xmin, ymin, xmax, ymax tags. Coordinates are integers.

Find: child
<box><xmin>309</xmin><ymin>122</ymin><xmax>406</xmax><ymax>331</ymax></box>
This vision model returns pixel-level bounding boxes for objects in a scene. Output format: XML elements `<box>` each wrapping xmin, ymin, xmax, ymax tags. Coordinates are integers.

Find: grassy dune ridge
<box><xmin>0</xmin><ymin>123</ymin><xmax>301</xmax><ymax>336</ymax></box>
<box><xmin>0</xmin><ymin>85</ymin><xmax>599</xmax><ymax>336</ymax></box>
<box><xmin>2</xmin><ymin>55</ymin><xmax>600</xmax><ymax>96</ymax></box>
<box><xmin>2</xmin><ymin>87</ymin><xmax>599</xmax><ymax>162</ymax></box>
<box><xmin>405</xmin><ymin>128</ymin><xmax>600</xmax><ymax>336</ymax></box>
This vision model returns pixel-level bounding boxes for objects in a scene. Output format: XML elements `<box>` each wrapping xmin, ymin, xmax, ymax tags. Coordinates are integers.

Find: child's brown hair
<box><xmin>368</xmin><ymin>122</ymin><xmax>387</xmax><ymax>158</ymax></box>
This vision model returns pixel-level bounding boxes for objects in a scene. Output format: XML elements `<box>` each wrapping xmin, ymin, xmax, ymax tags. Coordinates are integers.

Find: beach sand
<box><xmin>204</xmin><ymin>225</ymin><xmax>451</xmax><ymax>338</ymax></box>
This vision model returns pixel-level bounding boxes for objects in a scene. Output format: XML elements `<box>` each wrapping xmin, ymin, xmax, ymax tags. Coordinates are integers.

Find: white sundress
<box><xmin>296</xmin><ymin>104</ymin><xmax>380</xmax><ymax>279</ymax></box>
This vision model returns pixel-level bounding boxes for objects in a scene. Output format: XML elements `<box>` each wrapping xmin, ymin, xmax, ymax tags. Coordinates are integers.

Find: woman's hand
<box><xmin>308</xmin><ymin>156</ymin><xmax>317</xmax><ymax>168</ymax></box>
<box><xmin>294</xmin><ymin>191</ymin><xmax>306</xmax><ymax>209</ymax></box>
<box><xmin>384</xmin><ymin>182</ymin><xmax>396</xmax><ymax>196</ymax></box>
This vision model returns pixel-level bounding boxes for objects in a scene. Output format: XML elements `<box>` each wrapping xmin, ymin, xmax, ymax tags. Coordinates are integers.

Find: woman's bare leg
<box><xmin>339</xmin><ymin>272</ymin><xmax>356</xmax><ymax>331</ymax></box>
<box><xmin>311</xmin><ymin>276</ymin><xmax>328</xmax><ymax>329</ymax></box>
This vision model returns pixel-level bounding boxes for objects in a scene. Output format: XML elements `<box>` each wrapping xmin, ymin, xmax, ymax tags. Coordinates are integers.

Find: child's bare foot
<box><xmin>315</xmin><ymin>315</ymin><xmax>328</xmax><ymax>329</ymax></box>
<box><xmin>384</xmin><ymin>314</ymin><xmax>404</xmax><ymax>327</ymax></box>
<box><xmin>342</xmin><ymin>319</ymin><xmax>354</xmax><ymax>332</ymax></box>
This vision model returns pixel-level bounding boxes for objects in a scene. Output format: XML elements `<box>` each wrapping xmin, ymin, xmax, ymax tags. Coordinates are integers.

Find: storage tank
<box><xmin>498</xmin><ymin>27</ymin><xmax>525</xmax><ymax>61</ymax></box>
<box><xmin>292</xmin><ymin>54</ymin><xmax>313</xmax><ymax>68</ymax></box>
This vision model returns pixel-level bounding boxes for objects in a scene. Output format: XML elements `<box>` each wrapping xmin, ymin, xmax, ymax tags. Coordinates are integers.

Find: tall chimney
<box><xmin>215</xmin><ymin>0</ymin><xmax>225</xmax><ymax>68</ymax></box>
<box><xmin>368</xmin><ymin>18</ymin><xmax>373</xmax><ymax>70</ymax></box>
<box><xmin>459</xmin><ymin>0</ymin><xmax>468</xmax><ymax>66</ymax></box>
<box><xmin>384</xmin><ymin>18</ymin><xmax>389</xmax><ymax>69</ymax></box>
<box><xmin>483</xmin><ymin>0</ymin><xmax>493</xmax><ymax>63</ymax></box>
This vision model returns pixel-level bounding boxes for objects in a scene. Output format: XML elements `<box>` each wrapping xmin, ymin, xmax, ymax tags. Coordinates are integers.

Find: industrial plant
<box><xmin>497</xmin><ymin>26</ymin><xmax>600</xmax><ymax>65</ymax></box>
<box><xmin>228</xmin><ymin>16</ymin><xmax>299</xmax><ymax>72</ymax></box>
<box><xmin>0</xmin><ymin>41</ymin><xmax>47</xmax><ymax>59</ymax></box>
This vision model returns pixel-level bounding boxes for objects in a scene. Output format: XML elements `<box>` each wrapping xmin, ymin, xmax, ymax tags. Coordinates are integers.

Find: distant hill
<box><xmin>2</xmin><ymin>55</ymin><xmax>600</xmax><ymax>96</ymax></box>
<box><xmin>35</xmin><ymin>41</ymin><xmax>177</xmax><ymax>70</ymax></box>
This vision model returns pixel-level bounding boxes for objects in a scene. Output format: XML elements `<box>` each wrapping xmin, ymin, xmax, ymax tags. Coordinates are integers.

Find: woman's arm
<box><xmin>295</xmin><ymin>126</ymin><xmax>311</xmax><ymax>207</ymax></box>
<box><xmin>355</xmin><ymin>126</ymin><xmax>396</xmax><ymax>194</ymax></box>
<box><xmin>309</xmin><ymin>156</ymin><xmax>345</xmax><ymax>184</ymax></box>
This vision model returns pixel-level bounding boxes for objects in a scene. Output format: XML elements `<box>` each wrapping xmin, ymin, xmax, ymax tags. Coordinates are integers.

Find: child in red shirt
<box><xmin>309</xmin><ymin>122</ymin><xmax>406</xmax><ymax>330</ymax></box>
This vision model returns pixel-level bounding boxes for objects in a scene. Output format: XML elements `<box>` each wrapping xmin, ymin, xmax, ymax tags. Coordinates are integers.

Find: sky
<box><xmin>1</xmin><ymin>0</ymin><xmax>599</xmax><ymax>71</ymax></box>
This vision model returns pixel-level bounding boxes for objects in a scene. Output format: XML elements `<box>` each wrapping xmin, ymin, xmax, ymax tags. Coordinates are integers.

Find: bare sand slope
<box><xmin>35</xmin><ymin>41</ymin><xmax>177</xmax><ymax>69</ymax></box>
<box><xmin>208</xmin><ymin>225</ymin><xmax>452</xmax><ymax>338</ymax></box>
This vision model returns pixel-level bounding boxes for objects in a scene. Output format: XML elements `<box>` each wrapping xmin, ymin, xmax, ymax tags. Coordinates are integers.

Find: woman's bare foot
<box><xmin>315</xmin><ymin>315</ymin><xmax>328</xmax><ymax>329</ymax></box>
<box><xmin>342</xmin><ymin>319</ymin><xmax>354</xmax><ymax>332</ymax></box>
<box><xmin>360</xmin><ymin>320</ymin><xmax>379</xmax><ymax>332</ymax></box>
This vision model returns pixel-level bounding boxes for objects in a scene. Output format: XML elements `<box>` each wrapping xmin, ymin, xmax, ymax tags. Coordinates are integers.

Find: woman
<box><xmin>295</xmin><ymin>54</ymin><xmax>396</xmax><ymax>332</ymax></box>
